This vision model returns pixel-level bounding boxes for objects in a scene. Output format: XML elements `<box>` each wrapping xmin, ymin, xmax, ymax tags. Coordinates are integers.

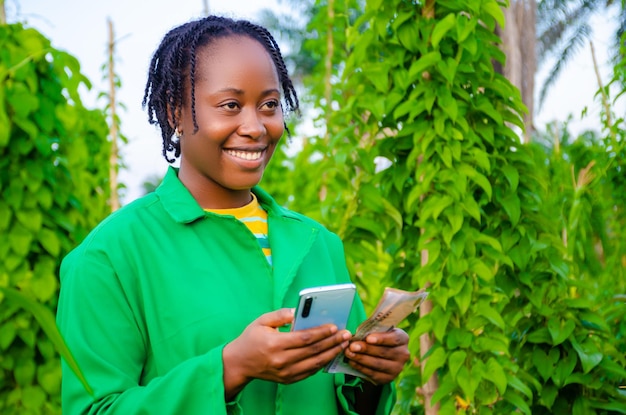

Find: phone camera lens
<box><xmin>302</xmin><ymin>296</ymin><xmax>313</xmax><ymax>318</ymax></box>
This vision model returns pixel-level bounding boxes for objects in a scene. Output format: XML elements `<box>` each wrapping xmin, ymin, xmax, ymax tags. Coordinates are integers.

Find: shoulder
<box><xmin>61</xmin><ymin>193</ymin><xmax>162</xmax><ymax>266</ymax></box>
<box><xmin>85</xmin><ymin>193</ymin><xmax>162</xmax><ymax>243</ymax></box>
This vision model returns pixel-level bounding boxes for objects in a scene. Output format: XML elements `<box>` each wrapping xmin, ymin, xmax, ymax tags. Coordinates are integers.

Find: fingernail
<box><xmin>351</xmin><ymin>343</ymin><xmax>361</xmax><ymax>352</ymax></box>
<box><xmin>368</xmin><ymin>336</ymin><xmax>378</xmax><ymax>344</ymax></box>
<box><xmin>342</xmin><ymin>332</ymin><xmax>351</xmax><ymax>341</ymax></box>
<box><xmin>341</xmin><ymin>341</ymin><xmax>350</xmax><ymax>349</ymax></box>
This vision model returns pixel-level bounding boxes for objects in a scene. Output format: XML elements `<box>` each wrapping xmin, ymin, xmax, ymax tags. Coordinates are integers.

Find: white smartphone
<box><xmin>292</xmin><ymin>283</ymin><xmax>357</xmax><ymax>331</ymax></box>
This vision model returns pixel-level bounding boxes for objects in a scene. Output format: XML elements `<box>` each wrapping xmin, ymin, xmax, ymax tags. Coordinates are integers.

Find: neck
<box><xmin>177</xmin><ymin>169</ymin><xmax>253</xmax><ymax>209</ymax></box>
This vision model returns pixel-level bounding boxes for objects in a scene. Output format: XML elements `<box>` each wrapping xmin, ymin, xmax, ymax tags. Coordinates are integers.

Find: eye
<box><xmin>261</xmin><ymin>100</ymin><xmax>280</xmax><ymax>110</ymax></box>
<box><xmin>221</xmin><ymin>101</ymin><xmax>240</xmax><ymax>110</ymax></box>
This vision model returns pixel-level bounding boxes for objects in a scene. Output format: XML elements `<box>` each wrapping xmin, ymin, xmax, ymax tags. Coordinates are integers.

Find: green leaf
<box><xmin>431</xmin><ymin>372</ymin><xmax>457</xmax><ymax>406</ymax></box>
<box><xmin>499</xmin><ymin>192</ymin><xmax>521</xmax><ymax>226</ymax></box>
<box><xmin>351</xmin><ymin>217</ymin><xmax>386</xmax><ymax>238</ymax></box>
<box><xmin>457</xmin><ymin>365</ymin><xmax>480</xmax><ymax>402</ymax></box>
<box><xmin>454</xmin><ymin>278</ymin><xmax>473</xmax><ymax>314</ymax></box>
<box><xmin>599</xmin><ymin>357</ymin><xmax>626</xmax><ymax>379</ymax></box>
<box><xmin>476</xmin><ymin>99</ymin><xmax>503</xmax><ymax>124</ymax></box>
<box><xmin>438</xmin><ymin>89</ymin><xmax>458</xmax><ymax>121</ymax></box>
<box><xmin>0</xmin><ymin>201</ymin><xmax>12</xmax><ymax>231</ymax></box>
<box><xmin>476</xmin><ymin>301</ymin><xmax>504</xmax><ymax>329</ymax></box>
<box><xmin>15</xmin><ymin>209</ymin><xmax>43</xmax><ymax>233</ymax></box>
<box><xmin>456</xmin><ymin>14</ymin><xmax>477</xmax><ymax>42</ymax></box>
<box><xmin>21</xmin><ymin>385</ymin><xmax>46</xmax><ymax>410</ymax></box>
<box><xmin>484</xmin><ymin>358</ymin><xmax>507</xmax><ymax>395</ymax></box>
<box><xmin>547</xmin><ymin>317</ymin><xmax>575</xmax><ymax>346</ymax></box>
<box><xmin>381</xmin><ymin>198</ymin><xmax>403</xmax><ymax>229</ymax></box>
<box><xmin>591</xmin><ymin>400</ymin><xmax>626</xmax><ymax>413</ymax></box>
<box><xmin>0</xmin><ymin>321</ymin><xmax>17</xmax><ymax>350</ymax></box>
<box><xmin>7</xmin><ymin>82</ymin><xmax>40</xmax><ymax>118</ymax></box>
<box><xmin>422</xmin><ymin>346</ymin><xmax>447</xmax><ymax>382</ymax></box>
<box><xmin>539</xmin><ymin>383</ymin><xmax>558</xmax><ymax>409</ymax></box>
<box><xmin>432</xmin><ymin>308</ymin><xmax>451</xmax><ymax>341</ymax></box>
<box><xmin>39</xmin><ymin>227</ymin><xmax>61</xmax><ymax>257</ymax></box>
<box><xmin>572</xmin><ymin>396</ymin><xmax>589</xmax><ymax>415</ymax></box>
<box><xmin>462</xmin><ymin>194</ymin><xmax>481</xmax><ymax>223</ymax></box>
<box><xmin>14</xmin><ymin>357</ymin><xmax>36</xmax><ymax>386</ymax></box>
<box><xmin>0</xmin><ymin>287</ymin><xmax>94</xmax><ymax>396</ymax></box>
<box><xmin>570</xmin><ymin>337</ymin><xmax>603</xmax><ymax>374</ymax></box>
<box><xmin>501</xmin><ymin>164</ymin><xmax>519</xmax><ymax>191</ymax></box>
<box><xmin>397</xmin><ymin>20</ymin><xmax>420</xmax><ymax>52</ymax></box>
<box><xmin>365</xmin><ymin>62</ymin><xmax>390</xmax><ymax>93</ymax></box>
<box><xmin>446</xmin><ymin>328</ymin><xmax>474</xmax><ymax>349</ymax></box>
<box><xmin>506</xmin><ymin>373</ymin><xmax>533</xmax><ymax>399</ymax></box>
<box><xmin>431</xmin><ymin>13</ymin><xmax>456</xmax><ymax>47</ymax></box>
<box><xmin>552</xmin><ymin>350</ymin><xmax>577</xmax><ymax>387</ymax></box>
<box><xmin>469</xmin><ymin>258</ymin><xmax>495</xmax><ymax>282</ymax></box>
<box><xmin>448</xmin><ymin>350</ymin><xmax>466</xmax><ymax>380</ymax></box>
<box><xmin>9</xmin><ymin>223</ymin><xmax>33</xmax><ymax>256</ymax></box>
<box><xmin>579</xmin><ymin>311</ymin><xmax>610</xmax><ymax>332</ymax></box>
<box><xmin>503</xmin><ymin>390</ymin><xmax>531</xmax><ymax>415</ymax></box>
<box><xmin>408</xmin><ymin>51</ymin><xmax>442</xmax><ymax>80</ymax></box>
<box><xmin>474</xmin><ymin>335</ymin><xmax>508</xmax><ymax>354</ymax></box>
<box><xmin>532</xmin><ymin>347</ymin><xmax>555</xmax><ymax>381</ymax></box>
<box><xmin>482</xmin><ymin>0</ymin><xmax>506</xmax><ymax>28</ymax></box>
<box><xmin>31</xmin><ymin>271</ymin><xmax>58</xmax><ymax>302</ymax></box>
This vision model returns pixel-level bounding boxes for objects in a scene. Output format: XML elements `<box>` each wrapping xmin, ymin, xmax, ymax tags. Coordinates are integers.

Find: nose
<box><xmin>237</xmin><ymin>108</ymin><xmax>266</xmax><ymax>140</ymax></box>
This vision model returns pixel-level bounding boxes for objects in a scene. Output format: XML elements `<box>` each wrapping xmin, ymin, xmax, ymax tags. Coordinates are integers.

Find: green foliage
<box><xmin>263</xmin><ymin>0</ymin><xmax>626</xmax><ymax>413</ymax></box>
<box><xmin>0</xmin><ymin>23</ymin><xmax>110</xmax><ymax>413</ymax></box>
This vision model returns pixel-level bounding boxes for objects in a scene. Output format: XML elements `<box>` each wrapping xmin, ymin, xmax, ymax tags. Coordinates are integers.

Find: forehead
<box><xmin>193</xmin><ymin>36</ymin><xmax>280</xmax><ymax>87</ymax></box>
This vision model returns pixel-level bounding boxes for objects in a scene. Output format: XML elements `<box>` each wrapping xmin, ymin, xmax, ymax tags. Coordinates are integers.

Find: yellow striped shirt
<box><xmin>204</xmin><ymin>194</ymin><xmax>271</xmax><ymax>264</ymax></box>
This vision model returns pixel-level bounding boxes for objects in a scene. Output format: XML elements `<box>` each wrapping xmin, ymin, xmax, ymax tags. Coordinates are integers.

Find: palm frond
<box><xmin>538</xmin><ymin>23</ymin><xmax>592</xmax><ymax>108</ymax></box>
<box><xmin>538</xmin><ymin>0</ymin><xmax>599</xmax><ymax>60</ymax></box>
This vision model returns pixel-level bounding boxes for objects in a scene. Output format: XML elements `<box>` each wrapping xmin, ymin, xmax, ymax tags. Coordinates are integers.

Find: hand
<box><xmin>343</xmin><ymin>328</ymin><xmax>410</xmax><ymax>385</ymax></box>
<box><xmin>222</xmin><ymin>308</ymin><xmax>351</xmax><ymax>398</ymax></box>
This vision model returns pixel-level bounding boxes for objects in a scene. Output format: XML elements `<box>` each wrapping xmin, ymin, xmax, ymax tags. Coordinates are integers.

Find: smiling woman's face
<box><xmin>177</xmin><ymin>35</ymin><xmax>284</xmax><ymax>209</ymax></box>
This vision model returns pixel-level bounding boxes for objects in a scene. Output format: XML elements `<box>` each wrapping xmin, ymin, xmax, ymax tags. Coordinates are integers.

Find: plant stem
<box><xmin>1</xmin><ymin>0</ymin><xmax>6</xmax><ymax>24</ymax></box>
<box><xmin>108</xmin><ymin>18</ymin><xmax>120</xmax><ymax>211</ymax></box>
<box><xmin>590</xmin><ymin>40</ymin><xmax>613</xmax><ymax>133</ymax></box>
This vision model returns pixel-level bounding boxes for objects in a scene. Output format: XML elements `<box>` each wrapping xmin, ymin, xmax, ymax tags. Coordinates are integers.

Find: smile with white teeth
<box><xmin>224</xmin><ymin>149</ymin><xmax>264</xmax><ymax>161</ymax></box>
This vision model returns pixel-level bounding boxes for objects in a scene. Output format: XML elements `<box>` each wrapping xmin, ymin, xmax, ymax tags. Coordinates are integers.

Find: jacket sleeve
<box><xmin>56</xmin><ymin>247</ymin><xmax>234</xmax><ymax>415</ymax></box>
<box><xmin>324</xmin><ymin>232</ymin><xmax>397</xmax><ymax>414</ymax></box>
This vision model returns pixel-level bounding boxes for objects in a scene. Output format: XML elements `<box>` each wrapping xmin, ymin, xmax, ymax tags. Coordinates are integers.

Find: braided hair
<box><xmin>142</xmin><ymin>16</ymin><xmax>300</xmax><ymax>163</ymax></box>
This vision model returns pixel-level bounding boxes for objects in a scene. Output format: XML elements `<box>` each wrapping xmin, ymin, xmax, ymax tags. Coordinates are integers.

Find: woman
<box><xmin>57</xmin><ymin>15</ymin><xmax>409</xmax><ymax>414</ymax></box>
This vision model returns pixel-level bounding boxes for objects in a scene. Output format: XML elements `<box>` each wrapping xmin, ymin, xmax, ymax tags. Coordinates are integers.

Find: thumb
<box><xmin>256</xmin><ymin>308</ymin><xmax>295</xmax><ymax>329</ymax></box>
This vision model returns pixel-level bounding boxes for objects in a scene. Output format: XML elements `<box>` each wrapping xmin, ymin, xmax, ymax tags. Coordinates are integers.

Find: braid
<box><xmin>142</xmin><ymin>16</ymin><xmax>300</xmax><ymax>163</ymax></box>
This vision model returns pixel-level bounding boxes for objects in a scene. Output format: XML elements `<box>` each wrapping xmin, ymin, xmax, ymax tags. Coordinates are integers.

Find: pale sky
<box><xmin>7</xmin><ymin>1</ymin><xmax>620</xmax><ymax>203</ymax></box>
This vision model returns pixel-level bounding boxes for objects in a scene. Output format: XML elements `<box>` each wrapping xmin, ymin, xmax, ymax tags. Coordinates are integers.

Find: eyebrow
<box><xmin>215</xmin><ymin>87</ymin><xmax>280</xmax><ymax>96</ymax></box>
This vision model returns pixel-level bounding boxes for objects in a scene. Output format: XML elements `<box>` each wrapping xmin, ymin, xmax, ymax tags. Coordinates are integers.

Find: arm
<box><xmin>58</xmin><ymin>249</ymin><xmax>353</xmax><ymax>414</ymax></box>
<box><xmin>57</xmin><ymin>252</ymin><xmax>233</xmax><ymax>414</ymax></box>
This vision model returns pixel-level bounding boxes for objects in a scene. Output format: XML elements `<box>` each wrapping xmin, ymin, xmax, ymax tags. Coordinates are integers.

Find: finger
<box><xmin>348</xmin><ymin>342</ymin><xmax>401</xmax><ymax>360</ymax></box>
<box><xmin>256</xmin><ymin>308</ymin><xmax>295</xmax><ymax>328</ymax></box>
<box><xmin>286</xmin><ymin>327</ymin><xmax>350</xmax><ymax>351</ymax></box>
<box><xmin>277</xmin><ymin>336</ymin><xmax>350</xmax><ymax>382</ymax></box>
<box><xmin>365</xmin><ymin>328</ymin><xmax>409</xmax><ymax>347</ymax></box>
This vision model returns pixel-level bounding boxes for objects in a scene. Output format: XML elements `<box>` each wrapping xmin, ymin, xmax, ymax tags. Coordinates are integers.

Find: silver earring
<box><xmin>174</xmin><ymin>128</ymin><xmax>182</xmax><ymax>138</ymax></box>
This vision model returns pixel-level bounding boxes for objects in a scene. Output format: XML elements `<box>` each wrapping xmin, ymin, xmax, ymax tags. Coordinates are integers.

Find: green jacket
<box><xmin>57</xmin><ymin>167</ymin><xmax>395</xmax><ymax>414</ymax></box>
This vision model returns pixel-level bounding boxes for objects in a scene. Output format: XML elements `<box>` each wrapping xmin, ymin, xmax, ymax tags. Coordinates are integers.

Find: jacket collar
<box><xmin>155</xmin><ymin>166</ymin><xmax>301</xmax><ymax>224</ymax></box>
<box><xmin>155</xmin><ymin>167</ymin><xmax>318</xmax><ymax>308</ymax></box>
